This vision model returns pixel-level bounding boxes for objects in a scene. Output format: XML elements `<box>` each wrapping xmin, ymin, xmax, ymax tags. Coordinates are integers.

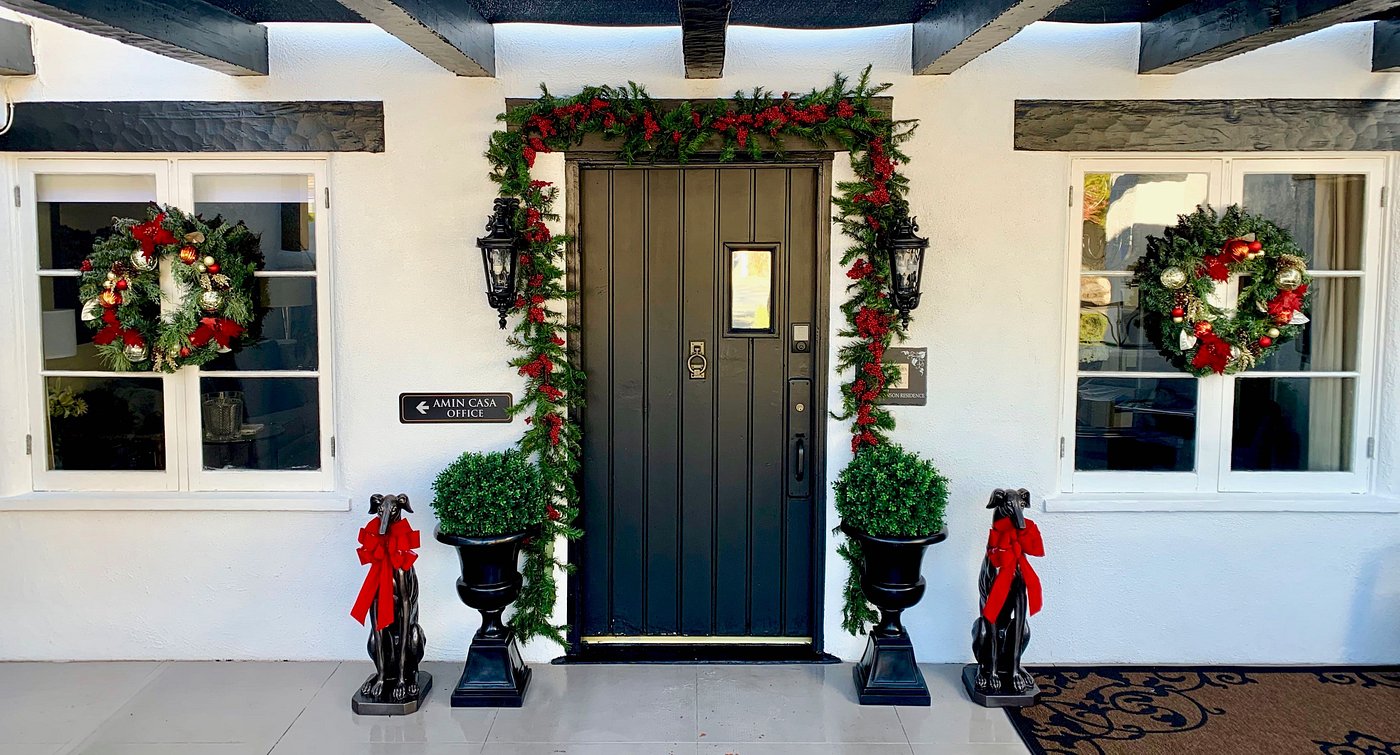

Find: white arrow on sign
<box><xmin>416</xmin><ymin>401</ymin><xmax>430</xmax><ymax>415</ymax></box>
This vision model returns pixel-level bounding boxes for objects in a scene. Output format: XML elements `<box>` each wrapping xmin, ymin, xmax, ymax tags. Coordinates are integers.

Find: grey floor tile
<box><xmin>71</xmin><ymin>745</ymin><xmax>270</xmax><ymax>755</ymax></box>
<box><xmin>484</xmin><ymin>745</ymin><xmax>697</xmax><ymax>755</ymax></box>
<box><xmin>895</xmin><ymin>666</ymin><xmax>1023</xmax><ymax>746</ymax></box>
<box><xmin>273</xmin><ymin>662</ymin><xmax>496</xmax><ymax>749</ymax></box>
<box><xmin>696</xmin><ymin>664</ymin><xmax>906</xmax><ymax>744</ymax></box>
<box><xmin>0</xmin><ymin>662</ymin><xmax>162</xmax><ymax>745</ymax></box>
<box><xmin>272</xmin><ymin>744</ymin><xmax>484</xmax><ymax>755</ymax></box>
<box><xmin>487</xmin><ymin>665</ymin><xmax>697</xmax><ymax>743</ymax></box>
<box><xmin>2</xmin><ymin>746</ymin><xmax>65</xmax><ymax>755</ymax></box>
<box><xmin>78</xmin><ymin>661</ymin><xmax>337</xmax><ymax>749</ymax></box>
<box><xmin>908</xmin><ymin>745</ymin><xmax>1031</xmax><ymax>755</ymax></box>
<box><xmin>700</xmin><ymin>744</ymin><xmax>914</xmax><ymax>754</ymax></box>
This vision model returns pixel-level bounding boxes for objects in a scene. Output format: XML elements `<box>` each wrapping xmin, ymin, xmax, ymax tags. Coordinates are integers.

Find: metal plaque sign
<box><xmin>878</xmin><ymin>348</ymin><xmax>927</xmax><ymax>406</ymax></box>
<box><xmin>399</xmin><ymin>392</ymin><xmax>513</xmax><ymax>424</ymax></box>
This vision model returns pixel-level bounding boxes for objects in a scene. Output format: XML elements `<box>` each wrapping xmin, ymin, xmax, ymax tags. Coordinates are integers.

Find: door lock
<box><xmin>687</xmin><ymin>341</ymin><xmax>708</xmax><ymax>380</ymax></box>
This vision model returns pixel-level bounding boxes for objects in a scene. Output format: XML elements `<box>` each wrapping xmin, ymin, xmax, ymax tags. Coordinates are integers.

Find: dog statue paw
<box><xmin>1013</xmin><ymin>669</ymin><xmax>1035</xmax><ymax>693</ymax></box>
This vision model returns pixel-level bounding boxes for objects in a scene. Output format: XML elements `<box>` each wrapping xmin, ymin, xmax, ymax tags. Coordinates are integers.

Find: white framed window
<box><xmin>19</xmin><ymin>158</ymin><xmax>335</xmax><ymax>494</ymax></box>
<box><xmin>1060</xmin><ymin>156</ymin><xmax>1386</xmax><ymax>496</ymax></box>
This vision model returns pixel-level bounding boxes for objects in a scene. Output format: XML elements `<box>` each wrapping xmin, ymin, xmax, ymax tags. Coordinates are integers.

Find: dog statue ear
<box><xmin>987</xmin><ymin>489</ymin><xmax>1005</xmax><ymax>509</ymax></box>
<box><xmin>369</xmin><ymin>494</ymin><xmax>384</xmax><ymax>514</ymax></box>
<box><xmin>397</xmin><ymin>494</ymin><xmax>413</xmax><ymax>513</ymax></box>
<box><xmin>1016</xmin><ymin>488</ymin><xmax>1031</xmax><ymax>508</ymax></box>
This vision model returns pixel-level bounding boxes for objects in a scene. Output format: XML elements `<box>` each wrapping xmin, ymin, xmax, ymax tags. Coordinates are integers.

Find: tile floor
<box><xmin>0</xmin><ymin>661</ymin><xmax>1030</xmax><ymax>755</ymax></box>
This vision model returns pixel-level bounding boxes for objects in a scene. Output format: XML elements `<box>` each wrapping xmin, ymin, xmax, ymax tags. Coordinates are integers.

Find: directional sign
<box><xmin>399</xmin><ymin>392</ymin><xmax>513</xmax><ymax>424</ymax></box>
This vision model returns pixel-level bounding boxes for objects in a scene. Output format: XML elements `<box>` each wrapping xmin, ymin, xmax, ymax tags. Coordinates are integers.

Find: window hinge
<box><xmin>324</xmin><ymin>187</ymin><xmax>330</xmax><ymax>209</ymax></box>
<box><xmin>1381</xmin><ymin>186</ymin><xmax>1388</xmax><ymax>209</ymax></box>
<box><xmin>13</xmin><ymin>186</ymin><xmax>19</xmax><ymax>208</ymax></box>
<box><xmin>1366</xmin><ymin>436</ymin><xmax>1375</xmax><ymax>459</ymax></box>
<box><xmin>1068</xmin><ymin>185</ymin><xmax>1074</xmax><ymax>208</ymax></box>
<box><xmin>330</xmin><ymin>436</ymin><xmax>336</xmax><ymax>458</ymax></box>
<box><xmin>1059</xmin><ymin>436</ymin><xmax>1066</xmax><ymax>459</ymax></box>
<box><xmin>25</xmin><ymin>434</ymin><xmax>32</xmax><ymax>455</ymax></box>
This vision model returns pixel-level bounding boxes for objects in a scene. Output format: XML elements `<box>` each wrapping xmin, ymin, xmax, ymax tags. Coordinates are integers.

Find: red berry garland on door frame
<box><xmin>487</xmin><ymin>67</ymin><xmax>919</xmax><ymax>645</ymax></box>
<box><xmin>1132</xmin><ymin>205</ymin><xmax>1312</xmax><ymax>376</ymax></box>
<box><xmin>76</xmin><ymin>205</ymin><xmax>261</xmax><ymax>372</ymax></box>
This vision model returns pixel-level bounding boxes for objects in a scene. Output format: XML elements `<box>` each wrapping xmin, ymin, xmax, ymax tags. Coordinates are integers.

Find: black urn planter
<box><xmin>436</xmin><ymin>526</ymin><xmax>535</xmax><ymax>707</ymax></box>
<box><xmin>841</xmin><ymin>521</ymin><xmax>947</xmax><ymax>706</ymax></box>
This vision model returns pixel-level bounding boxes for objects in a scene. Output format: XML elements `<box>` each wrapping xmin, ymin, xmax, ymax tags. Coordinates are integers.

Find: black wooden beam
<box><xmin>681</xmin><ymin>0</ymin><xmax>731</xmax><ymax>79</ymax></box>
<box><xmin>333</xmin><ymin>0</ymin><xmax>494</xmax><ymax>76</ymax></box>
<box><xmin>913</xmin><ymin>0</ymin><xmax>1069</xmax><ymax>75</ymax></box>
<box><xmin>0</xmin><ymin>101</ymin><xmax>385</xmax><ymax>152</ymax></box>
<box><xmin>1140</xmin><ymin>0</ymin><xmax>1398</xmax><ymax>74</ymax></box>
<box><xmin>1015</xmin><ymin>99</ymin><xmax>1400</xmax><ymax>151</ymax></box>
<box><xmin>1374</xmin><ymin>19</ymin><xmax>1400</xmax><ymax>71</ymax></box>
<box><xmin>0</xmin><ymin>16</ymin><xmax>34</xmax><ymax>75</ymax></box>
<box><xmin>0</xmin><ymin>0</ymin><xmax>267</xmax><ymax>75</ymax></box>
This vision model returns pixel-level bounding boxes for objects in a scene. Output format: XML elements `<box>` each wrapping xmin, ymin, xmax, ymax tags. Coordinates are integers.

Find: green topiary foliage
<box><xmin>834</xmin><ymin>442</ymin><xmax>949</xmax><ymax>635</ymax></box>
<box><xmin>431</xmin><ymin>449</ymin><xmax>548</xmax><ymax>537</ymax></box>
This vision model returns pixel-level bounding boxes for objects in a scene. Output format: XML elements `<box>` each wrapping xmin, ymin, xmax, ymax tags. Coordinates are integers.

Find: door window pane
<box><xmin>193</xmin><ymin>174</ymin><xmax>316</xmax><ymax>271</ymax></box>
<box><xmin>1082</xmin><ymin>172</ymin><xmax>1210</xmax><ymax>272</ymax></box>
<box><xmin>1077</xmin><ymin>276</ymin><xmax>1176</xmax><ymax>372</ymax></box>
<box><xmin>729</xmin><ymin>248</ymin><xmax>773</xmax><ymax>332</ymax></box>
<box><xmin>1250</xmin><ymin>277</ymin><xmax>1360</xmax><ymax>373</ymax></box>
<box><xmin>1242</xmin><ymin>174</ymin><xmax>1364</xmax><ymax>271</ymax></box>
<box><xmin>45</xmin><ymin>376</ymin><xmax>164</xmax><ymax>470</ymax></box>
<box><xmin>202</xmin><ymin>278</ymin><xmax>318</xmax><ymax>371</ymax></box>
<box><xmin>200</xmin><ymin>377</ymin><xmax>320</xmax><ymax>471</ymax></box>
<box><xmin>1076</xmin><ymin>377</ymin><xmax>1197</xmax><ymax>472</ymax></box>
<box><xmin>1232</xmin><ymin>377</ymin><xmax>1354</xmax><ymax>472</ymax></box>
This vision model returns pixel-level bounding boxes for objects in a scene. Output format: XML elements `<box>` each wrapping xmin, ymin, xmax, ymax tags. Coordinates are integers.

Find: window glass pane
<box><xmin>1082</xmin><ymin>172</ymin><xmax>1210</xmax><ymax>272</ymax></box>
<box><xmin>1250</xmin><ymin>277</ymin><xmax>1359</xmax><ymax>372</ymax></box>
<box><xmin>200</xmin><ymin>377</ymin><xmax>320</xmax><ymax>471</ymax></box>
<box><xmin>202</xmin><ymin>278</ymin><xmax>318</xmax><ymax>371</ymax></box>
<box><xmin>193</xmin><ymin>174</ymin><xmax>316</xmax><ymax>271</ymax></box>
<box><xmin>38</xmin><ymin>195</ymin><xmax>154</xmax><ymax>270</ymax></box>
<box><xmin>39</xmin><ymin>275</ymin><xmax>108</xmax><ymax>371</ymax></box>
<box><xmin>1242</xmin><ymin>174</ymin><xmax>1364</xmax><ymax>271</ymax></box>
<box><xmin>1077</xmin><ymin>276</ymin><xmax>1176</xmax><ymax>372</ymax></box>
<box><xmin>1076</xmin><ymin>377</ymin><xmax>1197</xmax><ymax>472</ymax></box>
<box><xmin>730</xmin><ymin>248</ymin><xmax>773</xmax><ymax>332</ymax></box>
<box><xmin>1233</xmin><ymin>377</ymin><xmax>1354</xmax><ymax>472</ymax></box>
<box><xmin>45</xmin><ymin>376</ymin><xmax>164</xmax><ymax>470</ymax></box>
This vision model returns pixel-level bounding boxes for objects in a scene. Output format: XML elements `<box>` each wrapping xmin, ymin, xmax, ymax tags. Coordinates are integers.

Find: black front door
<box><xmin>577</xmin><ymin>165</ymin><xmax>825</xmax><ymax>649</ymax></box>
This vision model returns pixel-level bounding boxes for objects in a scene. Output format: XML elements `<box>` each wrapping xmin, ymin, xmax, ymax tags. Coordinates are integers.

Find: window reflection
<box><xmin>730</xmin><ymin>249</ymin><xmax>773</xmax><ymax>332</ymax></box>
<box><xmin>1082</xmin><ymin>173</ymin><xmax>1210</xmax><ymax>272</ymax></box>
<box><xmin>1233</xmin><ymin>377</ymin><xmax>1353</xmax><ymax>472</ymax></box>
<box><xmin>46</xmin><ymin>376</ymin><xmax>164</xmax><ymax>471</ymax></box>
<box><xmin>200</xmin><ymin>377</ymin><xmax>320</xmax><ymax>471</ymax></box>
<box><xmin>1076</xmin><ymin>377</ymin><xmax>1196</xmax><ymax>472</ymax></box>
<box><xmin>1242</xmin><ymin>174</ymin><xmax>1364</xmax><ymax>270</ymax></box>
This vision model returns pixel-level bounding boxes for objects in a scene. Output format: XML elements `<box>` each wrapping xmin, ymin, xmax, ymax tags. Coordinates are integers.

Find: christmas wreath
<box><xmin>1133</xmin><ymin>205</ymin><xmax>1312</xmax><ymax>376</ymax></box>
<box><xmin>78</xmin><ymin>204</ymin><xmax>261</xmax><ymax>372</ymax></box>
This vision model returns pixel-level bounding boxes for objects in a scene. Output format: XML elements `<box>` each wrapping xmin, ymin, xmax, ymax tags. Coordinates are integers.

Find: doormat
<box><xmin>1004</xmin><ymin>666</ymin><xmax>1400</xmax><ymax>755</ymax></box>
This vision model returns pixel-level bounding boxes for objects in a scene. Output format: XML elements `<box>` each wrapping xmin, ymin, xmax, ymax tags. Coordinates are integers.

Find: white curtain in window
<box><xmin>1307</xmin><ymin>176</ymin><xmax>1361</xmax><ymax>471</ymax></box>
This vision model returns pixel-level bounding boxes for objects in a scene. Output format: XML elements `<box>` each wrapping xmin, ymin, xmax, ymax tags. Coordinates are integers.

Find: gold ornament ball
<box><xmin>130</xmin><ymin>250</ymin><xmax>158</xmax><ymax>271</ymax></box>
<box><xmin>1268</xmin><ymin>327</ymin><xmax>1281</xmax><ymax>338</ymax></box>
<box><xmin>123</xmin><ymin>342</ymin><xmax>149</xmax><ymax>362</ymax></box>
<box><xmin>1159</xmin><ymin>267</ymin><xmax>1188</xmax><ymax>290</ymax></box>
<box><xmin>102</xmin><ymin>281</ymin><xmax>115</xmax><ymax>290</ymax></box>
<box><xmin>196</xmin><ymin>264</ymin><xmax>207</xmax><ymax>272</ymax></box>
<box><xmin>179</xmin><ymin>245</ymin><xmax>199</xmax><ymax>265</ymax></box>
<box><xmin>198</xmin><ymin>290</ymin><xmax>224</xmax><ymax>312</ymax></box>
<box><xmin>106</xmin><ymin>272</ymin><xmax>118</xmax><ymax>281</ymax></box>
<box><xmin>202</xmin><ymin>256</ymin><xmax>215</xmax><ymax>267</ymax></box>
<box><xmin>1275</xmin><ymin>267</ymin><xmax>1304</xmax><ymax>290</ymax></box>
<box><xmin>1172</xmin><ymin>316</ymin><xmax>1184</xmax><ymax>323</ymax></box>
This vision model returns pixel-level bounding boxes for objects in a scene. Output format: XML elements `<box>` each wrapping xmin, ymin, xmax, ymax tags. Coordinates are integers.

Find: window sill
<box><xmin>1043</xmin><ymin>492</ymin><xmax>1400</xmax><ymax>514</ymax></box>
<box><xmin>0</xmin><ymin>491</ymin><xmax>352</xmax><ymax>512</ymax></box>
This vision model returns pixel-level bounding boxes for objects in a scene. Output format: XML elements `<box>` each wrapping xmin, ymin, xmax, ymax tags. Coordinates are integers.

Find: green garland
<box><xmin>1132</xmin><ymin>205</ymin><xmax>1312</xmax><ymax>376</ymax></box>
<box><xmin>487</xmin><ymin>68</ymin><xmax>918</xmax><ymax>646</ymax></box>
<box><xmin>78</xmin><ymin>204</ymin><xmax>261</xmax><ymax>372</ymax></box>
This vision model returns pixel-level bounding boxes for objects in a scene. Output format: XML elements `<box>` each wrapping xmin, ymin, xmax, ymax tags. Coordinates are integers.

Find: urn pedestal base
<box><xmin>961</xmin><ymin>664</ymin><xmax>1040</xmax><ymax>708</ymax></box>
<box><xmin>351</xmin><ymin>671</ymin><xmax>433</xmax><ymax>715</ymax></box>
<box><xmin>853</xmin><ymin>633</ymin><xmax>930</xmax><ymax>706</ymax></box>
<box><xmin>451</xmin><ymin>629</ymin><xmax>531</xmax><ymax>708</ymax></box>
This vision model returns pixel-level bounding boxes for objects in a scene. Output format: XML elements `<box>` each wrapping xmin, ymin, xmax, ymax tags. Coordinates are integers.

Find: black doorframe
<box><xmin>561</xmin><ymin>154</ymin><xmax>836</xmax><ymax>663</ymax></box>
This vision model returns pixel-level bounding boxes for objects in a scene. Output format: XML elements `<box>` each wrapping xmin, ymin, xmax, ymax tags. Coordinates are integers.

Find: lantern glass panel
<box><xmin>893</xmin><ymin>248</ymin><xmax>922</xmax><ymax>295</ymax></box>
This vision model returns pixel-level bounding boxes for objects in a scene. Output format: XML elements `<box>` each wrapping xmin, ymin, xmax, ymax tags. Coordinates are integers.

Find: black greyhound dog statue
<box><xmin>964</xmin><ymin>488</ymin><xmax>1044</xmax><ymax>707</ymax></box>
<box><xmin>352</xmin><ymin>493</ymin><xmax>431</xmax><ymax>714</ymax></box>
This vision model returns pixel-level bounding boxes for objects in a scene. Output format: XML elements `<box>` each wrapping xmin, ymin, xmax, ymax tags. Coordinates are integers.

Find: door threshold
<box><xmin>558</xmin><ymin>643</ymin><xmax>839</xmax><ymax>664</ymax></box>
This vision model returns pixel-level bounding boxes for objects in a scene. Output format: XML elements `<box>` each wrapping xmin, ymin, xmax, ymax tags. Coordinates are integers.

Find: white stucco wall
<box><xmin>0</xmin><ymin>16</ymin><xmax>1398</xmax><ymax>664</ymax></box>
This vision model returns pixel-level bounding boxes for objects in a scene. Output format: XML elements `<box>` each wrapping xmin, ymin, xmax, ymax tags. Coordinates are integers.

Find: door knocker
<box><xmin>687</xmin><ymin>341</ymin><xmax>708</xmax><ymax>380</ymax></box>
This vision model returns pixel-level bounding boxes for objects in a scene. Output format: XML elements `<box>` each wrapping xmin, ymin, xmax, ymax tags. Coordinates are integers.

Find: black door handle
<box><xmin>794</xmin><ymin>434</ymin><xmax>806</xmax><ymax>482</ymax></box>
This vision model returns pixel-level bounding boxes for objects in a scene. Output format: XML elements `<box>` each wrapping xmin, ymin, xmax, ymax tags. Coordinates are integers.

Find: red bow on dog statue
<box><xmin>351</xmin><ymin>516</ymin><xmax>420</xmax><ymax>630</ymax></box>
<box><xmin>980</xmin><ymin>515</ymin><xmax>1044</xmax><ymax>623</ymax></box>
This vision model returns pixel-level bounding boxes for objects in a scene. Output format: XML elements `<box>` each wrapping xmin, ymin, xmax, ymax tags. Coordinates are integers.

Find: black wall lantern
<box><xmin>884</xmin><ymin>210</ymin><xmax>929</xmax><ymax>327</ymax></box>
<box><xmin>477</xmin><ymin>197</ymin><xmax>522</xmax><ymax>329</ymax></box>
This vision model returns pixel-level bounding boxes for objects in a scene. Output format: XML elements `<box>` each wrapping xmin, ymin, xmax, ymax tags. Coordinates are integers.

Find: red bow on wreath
<box><xmin>131</xmin><ymin>213</ymin><xmax>177</xmax><ymax>259</ymax></box>
<box><xmin>189</xmin><ymin>317</ymin><xmax>244</xmax><ymax>349</ymax></box>
<box><xmin>92</xmin><ymin>310</ymin><xmax>144</xmax><ymax>348</ymax></box>
<box><xmin>1191</xmin><ymin>330</ymin><xmax>1232</xmax><ymax>374</ymax></box>
<box><xmin>350</xmin><ymin>518</ymin><xmax>420</xmax><ymax>630</ymax></box>
<box><xmin>981</xmin><ymin>517</ymin><xmax>1044</xmax><ymax>623</ymax></box>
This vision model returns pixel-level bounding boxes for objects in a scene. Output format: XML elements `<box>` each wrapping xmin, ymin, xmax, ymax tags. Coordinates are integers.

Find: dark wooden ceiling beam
<box><xmin>0</xmin><ymin>0</ymin><xmax>267</xmax><ymax>75</ymax></box>
<box><xmin>1140</xmin><ymin>0</ymin><xmax>1399</xmax><ymax>74</ymax></box>
<box><xmin>1374</xmin><ymin>19</ymin><xmax>1400</xmax><ymax>71</ymax></box>
<box><xmin>681</xmin><ymin>0</ymin><xmax>731</xmax><ymax>79</ymax></box>
<box><xmin>913</xmin><ymin>0</ymin><xmax>1069</xmax><ymax>75</ymax></box>
<box><xmin>0</xmin><ymin>16</ymin><xmax>34</xmax><ymax>75</ymax></box>
<box><xmin>333</xmin><ymin>0</ymin><xmax>494</xmax><ymax>76</ymax></box>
